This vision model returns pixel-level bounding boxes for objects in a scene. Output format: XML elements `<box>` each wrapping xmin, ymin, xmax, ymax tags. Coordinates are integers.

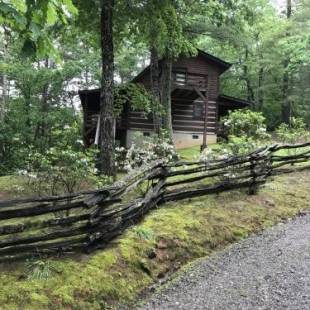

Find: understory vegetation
<box><xmin>1</xmin><ymin>109</ymin><xmax>309</xmax><ymax>199</ymax></box>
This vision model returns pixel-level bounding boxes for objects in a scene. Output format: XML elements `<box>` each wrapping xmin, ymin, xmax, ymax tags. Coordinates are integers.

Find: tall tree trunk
<box><xmin>99</xmin><ymin>0</ymin><xmax>115</xmax><ymax>176</ymax></box>
<box><xmin>243</xmin><ymin>47</ymin><xmax>255</xmax><ymax>108</ymax></box>
<box><xmin>41</xmin><ymin>58</ymin><xmax>49</xmax><ymax>147</ymax></box>
<box><xmin>0</xmin><ymin>28</ymin><xmax>9</xmax><ymax>122</ymax></box>
<box><xmin>34</xmin><ymin>58</ymin><xmax>50</xmax><ymax>150</ymax></box>
<box><xmin>161</xmin><ymin>56</ymin><xmax>174</xmax><ymax>143</ymax></box>
<box><xmin>0</xmin><ymin>71</ymin><xmax>8</xmax><ymax>122</ymax></box>
<box><xmin>150</xmin><ymin>47</ymin><xmax>162</xmax><ymax>134</ymax></box>
<box><xmin>257</xmin><ymin>66</ymin><xmax>264</xmax><ymax>111</ymax></box>
<box><xmin>281</xmin><ymin>0</ymin><xmax>292</xmax><ymax>124</ymax></box>
<box><xmin>256</xmin><ymin>34</ymin><xmax>264</xmax><ymax>111</ymax></box>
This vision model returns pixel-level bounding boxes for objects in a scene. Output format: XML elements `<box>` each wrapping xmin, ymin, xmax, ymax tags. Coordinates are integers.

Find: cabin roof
<box><xmin>218</xmin><ymin>94</ymin><xmax>251</xmax><ymax>108</ymax></box>
<box><xmin>132</xmin><ymin>49</ymin><xmax>231</xmax><ymax>83</ymax></box>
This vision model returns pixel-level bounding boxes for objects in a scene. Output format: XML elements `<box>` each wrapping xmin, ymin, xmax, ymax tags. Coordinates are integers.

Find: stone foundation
<box><xmin>125</xmin><ymin>130</ymin><xmax>217</xmax><ymax>149</ymax></box>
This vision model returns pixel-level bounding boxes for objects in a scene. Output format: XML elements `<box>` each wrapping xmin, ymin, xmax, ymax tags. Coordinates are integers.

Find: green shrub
<box><xmin>275</xmin><ymin>117</ymin><xmax>309</xmax><ymax>144</ymax></box>
<box><xmin>221</xmin><ymin>109</ymin><xmax>270</xmax><ymax>141</ymax></box>
<box><xmin>21</xmin><ymin>146</ymin><xmax>109</xmax><ymax>197</ymax></box>
<box><xmin>219</xmin><ymin>110</ymin><xmax>270</xmax><ymax>156</ymax></box>
<box><xmin>19</xmin><ymin>124</ymin><xmax>112</xmax><ymax>197</ymax></box>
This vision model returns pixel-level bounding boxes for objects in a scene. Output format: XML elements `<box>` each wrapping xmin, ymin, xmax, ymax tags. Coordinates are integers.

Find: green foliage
<box><xmin>114</xmin><ymin>83</ymin><xmax>152</xmax><ymax>117</ymax></box>
<box><xmin>221</xmin><ymin>109</ymin><xmax>270</xmax><ymax>140</ymax></box>
<box><xmin>26</xmin><ymin>259</ymin><xmax>60</xmax><ymax>281</ymax></box>
<box><xmin>198</xmin><ymin>0</ymin><xmax>310</xmax><ymax>128</ymax></box>
<box><xmin>19</xmin><ymin>123</ymin><xmax>111</xmax><ymax>196</ymax></box>
<box><xmin>23</xmin><ymin>147</ymin><xmax>98</xmax><ymax>196</ymax></box>
<box><xmin>275</xmin><ymin>117</ymin><xmax>310</xmax><ymax>144</ymax></box>
<box><xmin>226</xmin><ymin>135</ymin><xmax>258</xmax><ymax>156</ymax></box>
<box><xmin>0</xmin><ymin>0</ymin><xmax>77</xmax><ymax>58</ymax></box>
<box><xmin>217</xmin><ymin>110</ymin><xmax>270</xmax><ymax>156</ymax></box>
<box><xmin>134</xmin><ymin>227</ymin><xmax>155</xmax><ymax>241</ymax></box>
<box><xmin>0</xmin><ymin>55</ymin><xmax>84</xmax><ymax>175</ymax></box>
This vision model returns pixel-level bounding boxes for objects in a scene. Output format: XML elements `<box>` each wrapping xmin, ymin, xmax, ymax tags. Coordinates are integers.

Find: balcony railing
<box><xmin>172</xmin><ymin>72</ymin><xmax>208</xmax><ymax>90</ymax></box>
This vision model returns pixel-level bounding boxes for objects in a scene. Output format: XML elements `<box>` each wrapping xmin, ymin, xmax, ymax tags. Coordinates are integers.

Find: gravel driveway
<box><xmin>137</xmin><ymin>214</ymin><xmax>310</xmax><ymax>310</ymax></box>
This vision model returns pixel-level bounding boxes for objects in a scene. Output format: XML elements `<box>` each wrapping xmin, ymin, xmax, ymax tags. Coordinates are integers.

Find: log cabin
<box><xmin>79</xmin><ymin>49</ymin><xmax>250</xmax><ymax>149</ymax></box>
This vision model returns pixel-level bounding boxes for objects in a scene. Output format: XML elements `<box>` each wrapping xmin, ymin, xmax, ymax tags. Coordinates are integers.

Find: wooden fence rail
<box><xmin>0</xmin><ymin>142</ymin><xmax>309</xmax><ymax>260</ymax></box>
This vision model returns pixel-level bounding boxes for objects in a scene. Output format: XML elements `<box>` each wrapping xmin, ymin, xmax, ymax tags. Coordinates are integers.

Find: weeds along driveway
<box><xmin>137</xmin><ymin>213</ymin><xmax>310</xmax><ymax>310</ymax></box>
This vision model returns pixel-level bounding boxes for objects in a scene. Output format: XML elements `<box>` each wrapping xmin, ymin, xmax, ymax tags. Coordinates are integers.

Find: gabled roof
<box><xmin>218</xmin><ymin>94</ymin><xmax>251</xmax><ymax>108</ymax></box>
<box><xmin>132</xmin><ymin>49</ymin><xmax>232</xmax><ymax>83</ymax></box>
<box><xmin>197</xmin><ymin>49</ymin><xmax>232</xmax><ymax>72</ymax></box>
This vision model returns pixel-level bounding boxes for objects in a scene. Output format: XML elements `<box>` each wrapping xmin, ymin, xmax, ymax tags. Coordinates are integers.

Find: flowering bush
<box><xmin>221</xmin><ymin>110</ymin><xmax>270</xmax><ymax>141</ymax></box>
<box><xmin>199</xmin><ymin>147</ymin><xmax>231</xmax><ymax>162</ymax></box>
<box><xmin>218</xmin><ymin>110</ymin><xmax>271</xmax><ymax>156</ymax></box>
<box><xmin>21</xmin><ymin>146</ymin><xmax>111</xmax><ymax>197</ymax></box>
<box><xmin>117</xmin><ymin>131</ymin><xmax>178</xmax><ymax>171</ymax></box>
<box><xmin>20</xmin><ymin>122</ymin><xmax>112</xmax><ymax>197</ymax></box>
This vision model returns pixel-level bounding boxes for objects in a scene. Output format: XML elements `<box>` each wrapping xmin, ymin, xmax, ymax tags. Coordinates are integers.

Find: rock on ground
<box><xmin>137</xmin><ymin>214</ymin><xmax>310</xmax><ymax>310</ymax></box>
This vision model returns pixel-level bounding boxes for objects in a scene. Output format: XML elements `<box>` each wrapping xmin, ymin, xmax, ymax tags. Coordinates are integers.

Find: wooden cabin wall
<box><xmin>172</xmin><ymin>98</ymin><xmax>217</xmax><ymax>134</ymax></box>
<box><xmin>172</xmin><ymin>55</ymin><xmax>220</xmax><ymax>100</ymax></box>
<box><xmin>135</xmin><ymin>55</ymin><xmax>221</xmax><ymax>100</ymax></box>
<box><xmin>129</xmin><ymin>55</ymin><xmax>220</xmax><ymax>134</ymax></box>
<box><xmin>127</xmin><ymin>111</ymin><xmax>154</xmax><ymax>131</ymax></box>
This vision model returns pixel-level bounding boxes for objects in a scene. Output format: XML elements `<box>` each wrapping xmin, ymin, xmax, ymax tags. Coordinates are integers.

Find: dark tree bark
<box><xmin>39</xmin><ymin>58</ymin><xmax>50</xmax><ymax>150</ymax></box>
<box><xmin>255</xmin><ymin>33</ymin><xmax>264</xmax><ymax>111</ymax></box>
<box><xmin>0</xmin><ymin>27</ymin><xmax>9</xmax><ymax>122</ymax></box>
<box><xmin>150</xmin><ymin>47</ymin><xmax>162</xmax><ymax>134</ymax></box>
<box><xmin>99</xmin><ymin>0</ymin><xmax>115</xmax><ymax>176</ymax></box>
<box><xmin>243</xmin><ymin>47</ymin><xmax>255</xmax><ymax>107</ymax></box>
<box><xmin>257</xmin><ymin>66</ymin><xmax>264</xmax><ymax>111</ymax></box>
<box><xmin>160</xmin><ymin>56</ymin><xmax>174</xmax><ymax>143</ymax></box>
<box><xmin>281</xmin><ymin>0</ymin><xmax>292</xmax><ymax>124</ymax></box>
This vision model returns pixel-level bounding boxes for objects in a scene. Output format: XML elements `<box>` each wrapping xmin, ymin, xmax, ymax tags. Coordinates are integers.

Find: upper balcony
<box><xmin>172</xmin><ymin>71</ymin><xmax>208</xmax><ymax>91</ymax></box>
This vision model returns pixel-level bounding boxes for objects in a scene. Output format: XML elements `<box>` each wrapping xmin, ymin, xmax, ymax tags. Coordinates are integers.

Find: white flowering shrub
<box><xmin>219</xmin><ymin>110</ymin><xmax>271</xmax><ymax>156</ymax></box>
<box><xmin>22</xmin><ymin>146</ymin><xmax>111</xmax><ymax>197</ymax></box>
<box><xmin>221</xmin><ymin>110</ymin><xmax>270</xmax><ymax>141</ymax></box>
<box><xmin>21</xmin><ymin>123</ymin><xmax>112</xmax><ymax>198</ymax></box>
<box><xmin>118</xmin><ymin>131</ymin><xmax>178</xmax><ymax>171</ymax></box>
<box><xmin>199</xmin><ymin>147</ymin><xmax>231</xmax><ymax>163</ymax></box>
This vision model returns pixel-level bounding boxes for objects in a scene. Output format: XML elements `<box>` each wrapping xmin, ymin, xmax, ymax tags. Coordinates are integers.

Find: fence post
<box><xmin>248</xmin><ymin>153</ymin><xmax>258</xmax><ymax>195</ymax></box>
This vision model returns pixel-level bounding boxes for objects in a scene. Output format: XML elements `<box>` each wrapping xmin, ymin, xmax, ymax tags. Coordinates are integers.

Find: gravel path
<box><xmin>137</xmin><ymin>214</ymin><xmax>310</xmax><ymax>310</ymax></box>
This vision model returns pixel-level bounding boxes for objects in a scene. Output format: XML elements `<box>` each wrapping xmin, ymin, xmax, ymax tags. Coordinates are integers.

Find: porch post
<box><xmin>194</xmin><ymin>87</ymin><xmax>208</xmax><ymax>152</ymax></box>
<box><xmin>94</xmin><ymin>114</ymin><xmax>100</xmax><ymax>146</ymax></box>
<box><xmin>202</xmin><ymin>98</ymin><xmax>208</xmax><ymax>151</ymax></box>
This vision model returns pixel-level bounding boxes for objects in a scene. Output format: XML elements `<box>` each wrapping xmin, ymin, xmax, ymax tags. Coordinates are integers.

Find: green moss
<box><xmin>30</xmin><ymin>292</ymin><xmax>50</xmax><ymax>307</ymax></box>
<box><xmin>0</xmin><ymin>170</ymin><xmax>309</xmax><ymax>309</ymax></box>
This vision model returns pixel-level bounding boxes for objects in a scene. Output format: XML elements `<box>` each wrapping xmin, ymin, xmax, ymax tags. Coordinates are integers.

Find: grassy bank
<box><xmin>0</xmin><ymin>169</ymin><xmax>309</xmax><ymax>309</ymax></box>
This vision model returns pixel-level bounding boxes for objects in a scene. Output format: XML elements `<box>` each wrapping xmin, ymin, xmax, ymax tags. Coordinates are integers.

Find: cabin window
<box><xmin>192</xmin><ymin>134</ymin><xmax>199</xmax><ymax>140</ymax></box>
<box><xmin>147</xmin><ymin>112</ymin><xmax>153</xmax><ymax>121</ymax></box>
<box><xmin>143</xmin><ymin>132</ymin><xmax>150</xmax><ymax>137</ymax></box>
<box><xmin>193</xmin><ymin>102</ymin><xmax>205</xmax><ymax>120</ymax></box>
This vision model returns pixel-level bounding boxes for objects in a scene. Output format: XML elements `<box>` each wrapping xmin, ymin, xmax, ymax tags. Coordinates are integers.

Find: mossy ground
<box><xmin>0</xmin><ymin>168</ymin><xmax>309</xmax><ymax>309</ymax></box>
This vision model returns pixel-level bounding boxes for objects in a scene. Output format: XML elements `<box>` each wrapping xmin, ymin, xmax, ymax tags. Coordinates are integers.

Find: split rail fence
<box><xmin>0</xmin><ymin>142</ymin><xmax>309</xmax><ymax>260</ymax></box>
